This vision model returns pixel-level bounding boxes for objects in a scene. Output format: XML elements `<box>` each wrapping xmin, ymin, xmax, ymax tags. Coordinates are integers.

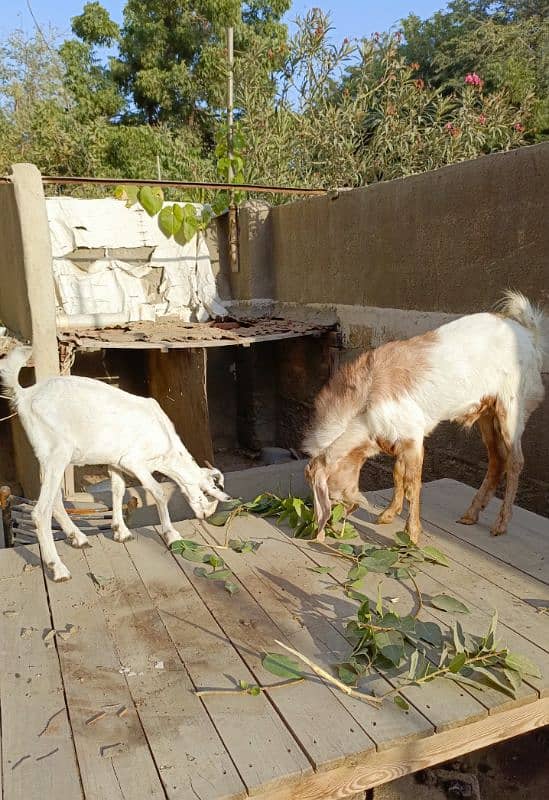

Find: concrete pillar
<box><xmin>8</xmin><ymin>164</ymin><xmax>59</xmax><ymax>498</ymax></box>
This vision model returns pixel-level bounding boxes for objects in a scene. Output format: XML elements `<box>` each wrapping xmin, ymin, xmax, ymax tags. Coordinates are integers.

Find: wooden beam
<box><xmin>147</xmin><ymin>348</ymin><xmax>214</xmax><ymax>466</ymax></box>
<box><xmin>252</xmin><ymin>697</ymin><xmax>549</xmax><ymax>800</ymax></box>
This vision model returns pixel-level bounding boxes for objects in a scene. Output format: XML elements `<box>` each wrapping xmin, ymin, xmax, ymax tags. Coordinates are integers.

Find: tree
<box><xmin>69</xmin><ymin>0</ymin><xmax>290</xmax><ymax>131</ymax></box>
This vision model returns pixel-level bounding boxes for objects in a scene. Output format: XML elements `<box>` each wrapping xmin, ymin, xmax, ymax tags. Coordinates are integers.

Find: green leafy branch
<box><xmin>170</xmin><ymin>536</ymin><xmax>260</xmax><ymax>596</ymax></box>
<box><xmin>199</xmin><ymin>493</ymin><xmax>540</xmax><ymax>711</ymax></box>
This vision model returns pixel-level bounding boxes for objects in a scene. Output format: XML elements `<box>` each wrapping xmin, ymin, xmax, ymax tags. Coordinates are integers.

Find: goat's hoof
<box><xmin>163</xmin><ymin>529</ymin><xmax>182</xmax><ymax>547</ymax></box>
<box><xmin>52</xmin><ymin>563</ymin><xmax>71</xmax><ymax>582</ymax></box>
<box><xmin>377</xmin><ymin>509</ymin><xmax>395</xmax><ymax>525</ymax></box>
<box><xmin>70</xmin><ymin>534</ymin><xmax>91</xmax><ymax>549</ymax></box>
<box><xmin>114</xmin><ymin>530</ymin><xmax>133</xmax><ymax>543</ymax></box>
<box><xmin>314</xmin><ymin>532</ymin><xmax>326</xmax><ymax>543</ymax></box>
<box><xmin>458</xmin><ymin>513</ymin><xmax>477</xmax><ymax>526</ymax></box>
<box><xmin>490</xmin><ymin>524</ymin><xmax>507</xmax><ymax>537</ymax></box>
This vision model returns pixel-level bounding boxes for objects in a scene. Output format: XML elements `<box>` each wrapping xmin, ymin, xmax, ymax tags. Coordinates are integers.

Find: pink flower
<box><xmin>444</xmin><ymin>122</ymin><xmax>454</xmax><ymax>131</ymax></box>
<box><xmin>465</xmin><ymin>73</ymin><xmax>482</xmax><ymax>86</ymax></box>
<box><xmin>514</xmin><ymin>122</ymin><xmax>525</xmax><ymax>132</ymax></box>
<box><xmin>478</xmin><ymin>114</ymin><xmax>487</xmax><ymax>125</ymax></box>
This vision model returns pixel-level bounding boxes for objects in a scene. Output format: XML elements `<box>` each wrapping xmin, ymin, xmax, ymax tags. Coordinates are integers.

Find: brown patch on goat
<box><xmin>313</xmin><ymin>329</ymin><xmax>439</xmax><ymax>425</ymax></box>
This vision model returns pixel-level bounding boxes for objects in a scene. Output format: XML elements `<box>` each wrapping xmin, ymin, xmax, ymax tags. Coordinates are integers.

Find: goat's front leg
<box><xmin>109</xmin><ymin>467</ymin><xmax>134</xmax><ymax>542</ymax></box>
<box><xmin>402</xmin><ymin>442</ymin><xmax>424</xmax><ymax>543</ymax></box>
<box><xmin>123</xmin><ymin>462</ymin><xmax>182</xmax><ymax>547</ymax></box>
<box><xmin>53</xmin><ymin>490</ymin><xmax>90</xmax><ymax>549</ymax></box>
<box><xmin>377</xmin><ymin>455</ymin><xmax>405</xmax><ymax>524</ymax></box>
<box><xmin>34</xmin><ymin>455</ymin><xmax>72</xmax><ymax>581</ymax></box>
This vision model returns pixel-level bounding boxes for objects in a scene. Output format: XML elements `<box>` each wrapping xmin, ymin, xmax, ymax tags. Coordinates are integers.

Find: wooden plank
<box><xmin>124</xmin><ymin>528</ymin><xmax>312</xmax><ymax>795</ymax></box>
<box><xmin>148</xmin><ymin>348</ymin><xmax>214</xmax><ymax>465</ymax></box>
<box><xmin>71</xmin><ymin>330</ymin><xmax>322</xmax><ymax>351</ymax></box>
<box><xmin>192</xmin><ymin>517</ymin><xmax>434</xmax><ymax>752</ymax></box>
<box><xmin>0</xmin><ymin>547</ymin><xmax>82</xmax><ymax>800</ymax></box>
<box><xmin>44</xmin><ymin>541</ymin><xmax>166</xmax><ymax>800</ymax></box>
<box><xmin>415</xmin><ymin>480</ymin><xmax>549</xmax><ymax>584</ymax></box>
<box><xmin>83</xmin><ymin>533</ymin><xmax>246</xmax><ymax>800</ymax></box>
<box><xmin>252</xmin><ymin>696</ymin><xmax>549</xmax><ymax>800</ymax></box>
<box><xmin>370</xmin><ymin>490</ymin><xmax>549</xmax><ymax>652</ymax></box>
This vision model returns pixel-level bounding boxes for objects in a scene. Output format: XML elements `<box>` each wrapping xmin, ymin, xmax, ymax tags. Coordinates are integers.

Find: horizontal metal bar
<box><xmin>0</xmin><ymin>174</ymin><xmax>326</xmax><ymax>196</ymax></box>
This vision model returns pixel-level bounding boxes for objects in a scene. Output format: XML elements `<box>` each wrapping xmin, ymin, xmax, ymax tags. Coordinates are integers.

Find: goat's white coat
<box><xmin>0</xmin><ymin>350</ymin><xmax>228</xmax><ymax>581</ymax></box>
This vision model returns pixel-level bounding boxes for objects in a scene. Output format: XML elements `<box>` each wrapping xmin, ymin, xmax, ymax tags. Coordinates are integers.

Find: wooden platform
<box><xmin>0</xmin><ymin>479</ymin><xmax>547</xmax><ymax>800</ymax></box>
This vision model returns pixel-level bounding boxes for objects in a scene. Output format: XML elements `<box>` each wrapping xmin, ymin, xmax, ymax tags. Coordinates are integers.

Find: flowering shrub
<box><xmin>235</xmin><ymin>11</ymin><xmax>533</xmax><ymax>193</ymax></box>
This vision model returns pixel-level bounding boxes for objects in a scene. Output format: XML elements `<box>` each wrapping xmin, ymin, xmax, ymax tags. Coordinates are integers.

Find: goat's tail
<box><xmin>0</xmin><ymin>346</ymin><xmax>32</xmax><ymax>402</ymax></box>
<box><xmin>497</xmin><ymin>291</ymin><xmax>547</xmax><ymax>353</ymax></box>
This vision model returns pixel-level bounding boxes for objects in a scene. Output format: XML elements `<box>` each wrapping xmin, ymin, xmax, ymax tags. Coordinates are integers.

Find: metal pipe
<box><xmin>0</xmin><ymin>175</ymin><xmax>326</xmax><ymax>196</ymax></box>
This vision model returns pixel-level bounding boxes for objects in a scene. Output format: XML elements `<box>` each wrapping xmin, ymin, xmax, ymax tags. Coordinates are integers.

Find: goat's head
<box><xmin>305</xmin><ymin>445</ymin><xmax>375</xmax><ymax>534</ymax></box>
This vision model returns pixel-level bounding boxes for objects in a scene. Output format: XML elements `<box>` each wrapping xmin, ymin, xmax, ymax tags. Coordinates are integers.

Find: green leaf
<box><xmin>262</xmin><ymin>653</ymin><xmax>304</xmax><ymax>680</ymax></box>
<box><xmin>207</xmin><ymin>499</ymin><xmax>243</xmax><ymax>526</ymax></box>
<box><xmin>138</xmin><ymin>185</ymin><xmax>163</xmax><ymax>216</ymax></box>
<box><xmin>376</xmin><ymin>582</ymin><xmax>384</xmax><ymax>616</ymax></box>
<box><xmin>114</xmin><ymin>184</ymin><xmax>139</xmax><ymax>207</ymax></box>
<box><xmin>170</xmin><ymin>538</ymin><xmax>201</xmax><ymax>553</ymax></box>
<box><xmin>394</xmin><ymin>695</ymin><xmax>410</xmax><ymax>711</ymax></box>
<box><xmin>430</xmin><ymin>594</ymin><xmax>470</xmax><ymax>614</ymax></box>
<box><xmin>361</xmin><ymin>549</ymin><xmax>399</xmax><ymax>573</ymax></box>
<box><xmin>395</xmin><ymin>531</ymin><xmax>413</xmax><ymax>547</ymax></box>
<box><xmin>205</xmin><ymin>569</ymin><xmax>233</xmax><ymax>581</ymax></box>
<box><xmin>158</xmin><ymin>205</ymin><xmax>183</xmax><ymax>238</ymax></box>
<box><xmin>503</xmin><ymin>668</ymin><xmax>522</xmax><ymax>691</ymax></box>
<box><xmin>337</xmin><ymin>663</ymin><xmax>358</xmax><ymax>686</ymax></box>
<box><xmin>422</xmin><ymin>546</ymin><xmax>450</xmax><ymax>567</ymax></box>
<box><xmin>208</xmin><ymin>553</ymin><xmax>224</xmax><ymax>568</ymax></box>
<box><xmin>307</xmin><ymin>565</ymin><xmax>334</xmax><ymax>574</ymax></box>
<box><xmin>472</xmin><ymin>666</ymin><xmax>517</xmax><ymax>697</ymax></box>
<box><xmin>453</xmin><ymin>620</ymin><xmax>466</xmax><ymax>653</ymax></box>
<box><xmin>179</xmin><ymin>548</ymin><xmax>211</xmax><ymax>563</ymax></box>
<box><xmin>247</xmin><ymin>685</ymin><xmax>261</xmax><ymax>696</ymax></box>
<box><xmin>482</xmin><ymin>610</ymin><xmax>498</xmax><ymax>651</ymax></box>
<box><xmin>408</xmin><ymin>649</ymin><xmax>419</xmax><ymax>680</ymax></box>
<box><xmin>331</xmin><ymin>504</ymin><xmax>345</xmax><ymax>523</ymax></box>
<box><xmin>224</xmin><ymin>581</ymin><xmax>239</xmax><ymax>595</ymax></box>
<box><xmin>448</xmin><ymin>653</ymin><xmax>467</xmax><ymax>673</ymax></box>
<box><xmin>504</xmin><ymin>653</ymin><xmax>541</xmax><ymax>679</ymax></box>
<box><xmin>415</xmin><ymin>621</ymin><xmax>442</xmax><ymax>646</ymax></box>
<box><xmin>348</xmin><ymin>565</ymin><xmax>368</xmax><ymax>582</ymax></box>
<box><xmin>194</xmin><ymin>567</ymin><xmax>207</xmax><ymax>578</ymax></box>
<box><xmin>338</xmin><ymin>543</ymin><xmax>354</xmax><ymax>555</ymax></box>
<box><xmin>373</xmin><ymin>630</ymin><xmax>405</xmax><ymax>666</ymax></box>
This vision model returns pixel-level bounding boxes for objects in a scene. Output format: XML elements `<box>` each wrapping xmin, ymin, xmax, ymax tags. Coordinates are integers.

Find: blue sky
<box><xmin>4</xmin><ymin>1</ymin><xmax>447</xmax><ymax>41</ymax></box>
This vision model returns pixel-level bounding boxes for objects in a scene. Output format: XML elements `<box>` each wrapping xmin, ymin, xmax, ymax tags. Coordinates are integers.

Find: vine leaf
<box><xmin>263</xmin><ymin>653</ymin><xmax>304</xmax><ymax>680</ymax></box>
<box><xmin>430</xmin><ymin>594</ymin><xmax>470</xmax><ymax>614</ymax></box>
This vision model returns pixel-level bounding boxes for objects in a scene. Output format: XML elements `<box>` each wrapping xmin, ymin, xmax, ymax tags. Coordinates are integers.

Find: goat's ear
<box><xmin>307</xmin><ymin>462</ymin><xmax>332</xmax><ymax>535</ymax></box>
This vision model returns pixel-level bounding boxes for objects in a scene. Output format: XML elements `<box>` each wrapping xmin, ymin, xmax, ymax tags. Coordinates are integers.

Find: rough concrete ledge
<box><xmin>77</xmin><ymin>460</ymin><xmax>310</xmax><ymax>528</ymax></box>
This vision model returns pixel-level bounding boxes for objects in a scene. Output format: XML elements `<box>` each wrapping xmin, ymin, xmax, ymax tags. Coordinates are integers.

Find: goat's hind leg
<box><xmin>491</xmin><ymin>411</ymin><xmax>525</xmax><ymax>537</ymax></box>
<box><xmin>459</xmin><ymin>413</ymin><xmax>505</xmax><ymax>526</ymax></box>
<box><xmin>53</xmin><ymin>490</ymin><xmax>90</xmax><ymax>549</ymax></box>
<box><xmin>109</xmin><ymin>467</ymin><xmax>134</xmax><ymax>542</ymax></box>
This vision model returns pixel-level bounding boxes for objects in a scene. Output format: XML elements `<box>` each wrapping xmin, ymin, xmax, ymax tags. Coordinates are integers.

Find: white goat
<box><xmin>0</xmin><ymin>347</ymin><xmax>229</xmax><ymax>581</ymax></box>
<box><xmin>304</xmin><ymin>292</ymin><xmax>546</xmax><ymax>542</ymax></box>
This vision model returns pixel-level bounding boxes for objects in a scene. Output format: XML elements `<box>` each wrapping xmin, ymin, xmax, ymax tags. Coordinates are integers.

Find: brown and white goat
<box><xmin>303</xmin><ymin>292</ymin><xmax>546</xmax><ymax>542</ymax></box>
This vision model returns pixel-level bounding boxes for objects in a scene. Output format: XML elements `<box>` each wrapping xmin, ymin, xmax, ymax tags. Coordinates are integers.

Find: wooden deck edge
<box><xmin>251</xmin><ymin>697</ymin><xmax>549</xmax><ymax>800</ymax></box>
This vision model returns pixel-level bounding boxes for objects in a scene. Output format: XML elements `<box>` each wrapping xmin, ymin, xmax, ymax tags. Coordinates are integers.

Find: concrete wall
<box><xmin>228</xmin><ymin>144</ymin><xmax>549</xmax><ymax>515</ymax></box>
<box><xmin>263</xmin><ymin>143</ymin><xmax>549</xmax><ymax>312</ymax></box>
